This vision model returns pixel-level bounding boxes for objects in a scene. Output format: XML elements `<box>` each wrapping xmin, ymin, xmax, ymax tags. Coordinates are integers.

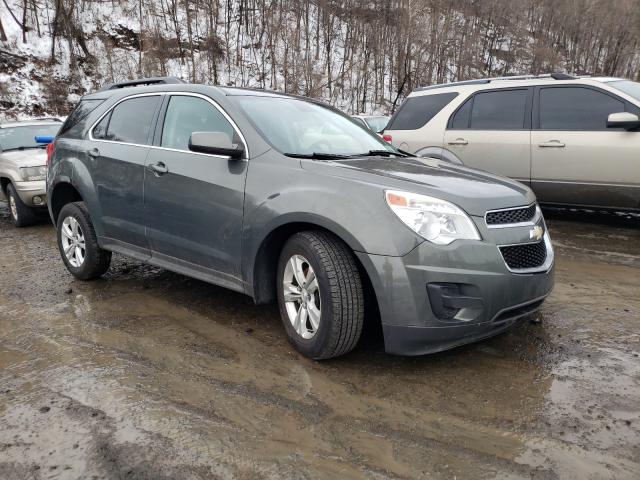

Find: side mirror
<box><xmin>607</xmin><ymin>112</ymin><xmax>640</xmax><ymax>130</ymax></box>
<box><xmin>188</xmin><ymin>132</ymin><xmax>245</xmax><ymax>159</ymax></box>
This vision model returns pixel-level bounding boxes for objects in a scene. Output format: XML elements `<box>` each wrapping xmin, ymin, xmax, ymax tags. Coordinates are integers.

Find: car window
<box><xmin>539</xmin><ymin>87</ymin><xmax>625</xmax><ymax>130</ymax></box>
<box><xmin>364</xmin><ymin>116</ymin><xmax>389</xmax><ymax>132</ymax></box>
<box><xmin>470</xmin><ymin>89</ymin><xmax>527</xmax><ymax>129</ymax></box>
<box><xmin>92</xmin><ymin>112</ymin><xmax>111</xmax><ymax>140</ymax></box>
<box><xmin>352</xmin><ymin>117</ymin><xmax>367</xmax><ymax>127</ymax></box>
<box><xmin>449</xmin><ymin>97</ymin><xmax>473</xmax><ymax>129</ymax></box>
<box><xmin>607</xmin><ymin>80</ymin><xmax>640</xmax><ymax>102</ymax></box>
<box><xmin>161</xmin><ymin>96</ymin><xmax>235</xmax><ymax>151</ymax></box>
<box><xmin>387</xmin><ymin>93</ymin><xmax>458</xmax><ymax>130</ymax></box>
<box><xmin>104</xmin><ymin>96</ymin><xmax>161</xmax><ymax>145</ymax></box>
<box><xmin>59</xmin><ymin>99</ymin><xmax>104</xmax><ymax>138</ymax></box>
<box><xmin>233</xmin><ymin>96</ymin><xmax>395</xmax><ymax>156</ymax></box>
<box><xmin>0</xmin><ymin>124</ymin><xmax>61</xmax><ymax>151</ymax></box>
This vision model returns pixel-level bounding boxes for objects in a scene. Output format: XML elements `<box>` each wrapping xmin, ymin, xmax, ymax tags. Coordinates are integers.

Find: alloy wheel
<box><xmin>61</xmin><ymin>216</ymin><xmax>86</xmax><ymax>268</ymax></box>
<box><xmin>8</xmin><ymin>194</ymin><xmax>18</xmax><ymax>221</ymax></box>
<box><xmin>282</xmin><ymin>254</ymin><xmax>321</xmax><ymax>339</ymax></box>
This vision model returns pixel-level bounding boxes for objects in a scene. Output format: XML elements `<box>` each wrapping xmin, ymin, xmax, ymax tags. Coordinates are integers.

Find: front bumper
<box><xmin>13</xmin><ymin>181</ymin><xmax>47</xmax><ymax>207</ymax></box>
<box><xmin>356</xmin><ymin>214</ymin><xmax>554</xmax><ymax>356</ymax></box>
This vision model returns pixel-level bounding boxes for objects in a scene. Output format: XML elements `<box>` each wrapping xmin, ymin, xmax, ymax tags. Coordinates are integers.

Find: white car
<box><xmin>351</xmin><ymin>115</ymin><xmax>390</xmax><ymax>134</ymax></box>
<box><xmin>0</xmin><ymin>119</ymin><xmax>61</xmax><ymax>226</ymax></box>
<box><xmin>384</xmin><ymin>74</ymin><xmax>640</xmax><ymax>212</ymax></box>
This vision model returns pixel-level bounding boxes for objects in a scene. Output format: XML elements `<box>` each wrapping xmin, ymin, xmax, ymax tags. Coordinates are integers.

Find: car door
<box><xmin>89</xmin><ymin>94</ymin><xmax>162</xmax><ymax>253</ymax></box>
<box><xmin>143</xmin><ymin>93</ymin><xmax>248</xmax><ymax>290</ymax></box>
<box><xmin>531</xmin><ymin>85</ymin><xmax>640</xmax><ymax>209</ymax></box>
<box><xmin>443</xmin><ymin>88</ymin><xmax>532</xmax><ymax>184</ymax></box>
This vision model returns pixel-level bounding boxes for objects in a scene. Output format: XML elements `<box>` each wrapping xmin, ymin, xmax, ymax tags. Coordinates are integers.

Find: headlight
<box><xmin>20</xmin><ymin>166</ymin><xmax>47</xmax><ymax>181</ymax></box>
<box><xmin>385</xmin><ymin>190</ymin><xmax>481</xmax><ymax>245</ymax></box>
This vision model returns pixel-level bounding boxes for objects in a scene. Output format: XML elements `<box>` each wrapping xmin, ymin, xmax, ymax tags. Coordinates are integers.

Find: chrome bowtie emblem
<box><xmin>529</xmin><ymin>225</ymin><xmax>544</xmax><ymax>241</ymax></box>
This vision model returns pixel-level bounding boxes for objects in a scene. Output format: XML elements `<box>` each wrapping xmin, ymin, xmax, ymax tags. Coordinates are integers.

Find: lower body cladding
<box><xmin>12</xmin><ymin>180</ymin><xmax>47</xmax><ymax>207</ymax></box>
<box><xmin>356</xmin><ymin>233</ymin><xmax>554</xmax><ymax>356</ymax></box>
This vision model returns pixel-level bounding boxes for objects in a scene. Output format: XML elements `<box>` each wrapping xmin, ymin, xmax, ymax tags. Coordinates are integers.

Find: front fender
<box><xmin>240</xmin><ymin>154</ymin><xmax>424</xmax><ymax>288</ymax></box>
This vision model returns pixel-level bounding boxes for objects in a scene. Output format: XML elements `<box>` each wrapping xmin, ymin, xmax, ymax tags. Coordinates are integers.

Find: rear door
<box><xmin>143</xmin><ymin>93</ymin><xmax>248</xmax><ymax>290</ymax></box>
<box><xmin>443</xmin><ymin>88</ymin><xmax>532</xmax><ymax>183</ymax></box>
<box><xmin>531</xmin><ymin>85</ymin><xmax>640</xmax><ymax>209</ymax></box>
<box><xmin>90</xmin><ymin>94</ymin><xmax>162</xmax><ymax>252</ymax></box>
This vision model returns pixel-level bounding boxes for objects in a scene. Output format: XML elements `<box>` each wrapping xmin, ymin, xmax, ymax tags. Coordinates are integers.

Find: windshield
<box><xmin>0</xmin><ymin>124</ymin><xmax>60</xmax><ymax>151</ymax></box>
<box><xmin>233</xmin><ymin>96</ymin><xmax>396</xmax><ymax>156</ymax></box>
<box><xmin>364</xmin><ymin>116</ymin><xmax>390</xmax><ymax>133</ymax></box>
<box><xmin>607</xmin><ymin>80</ymin><xmax>640</xmax><ymax>102</ymax></box>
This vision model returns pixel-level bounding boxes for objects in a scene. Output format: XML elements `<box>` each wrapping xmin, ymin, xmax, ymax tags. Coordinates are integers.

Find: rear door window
<box><xmin>103</xmin><ymin>96</ymin><xmax>161</xmax><ymax>145</ymax></box>
<box><xmin>449</xmin><ymin>97</ymin><xmax>473</xmax><ymax>129</ymax></box>
<box><xmin>387</xmin><ymin>93</ymin><xmax>458</xmax><ymax>130</ymax></box>
<box><xmin>161</xmin><ymin>95</ymin><xmax>235</xmax><ymax>151</ymax></box>
<box><xmin>539</xmin><ymin>87</ymin><xmax>625</xmax><ymax>130</ymax></box>
<box><xmin>469</xmin><ymin>89</ymin><xmax>528</xmax><ymax>129</ymax></box>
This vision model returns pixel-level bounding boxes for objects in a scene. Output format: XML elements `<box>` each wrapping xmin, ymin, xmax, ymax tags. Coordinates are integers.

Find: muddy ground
<box><xmin>0</xmin><ymin>202</ymin><xmax>638</xmax><ymax>480</ymax></box>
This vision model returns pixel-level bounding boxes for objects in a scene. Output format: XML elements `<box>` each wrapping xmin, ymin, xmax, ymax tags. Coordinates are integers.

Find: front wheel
<box><xmin>56</xmin><ymin>202</ymin><xmax>111</xmax><ymax>280</ymax></box>
<box><xmin>6</xmin><ymin>183</ymin><xmax>38</xmax><ymax>227</ymax></box>
<box><xmin>277</xmin><ymin>231</ymin><xmax>364</xmax><ymax>360</ymax></box>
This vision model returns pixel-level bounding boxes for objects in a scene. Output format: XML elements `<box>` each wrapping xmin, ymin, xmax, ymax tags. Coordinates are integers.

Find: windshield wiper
<box><xmin>348</xmin><ymin>149</ymin><xmax>410</xmax><ymax>158</ymax></box>
<box><xmin>2</xmin><ymin>146</ymin><xmax>46</xmax><ymax>152</ymax></box>
<box><xmin>284</xmin><ymin>152</ymin><xmax>351</xmax><ymax>160</ymax></box>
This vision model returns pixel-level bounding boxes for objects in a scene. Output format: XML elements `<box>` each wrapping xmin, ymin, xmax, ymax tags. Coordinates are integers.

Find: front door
<box><xmin>531</xmin><ymin>85</ymin><xmax>640</xmax><ymax>209</ymax></box>
<box><xmin>443</xmin><ymin>88</ymin><xmax>532</xmax><ymax>184</ymax></box>
<box><xmin>90</xmin><ymin>94</ymin><xmax>162</xmax><ymax>251</ymax></box>
<box><xmin>143</xmin><ymin>94</ymin><xmax>248</xmax><ymax>290</ymax></box>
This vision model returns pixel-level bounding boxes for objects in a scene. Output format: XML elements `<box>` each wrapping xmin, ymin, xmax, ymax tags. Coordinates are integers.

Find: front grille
<box><xmin>499</xmin><ymin>241</ymin><xmax>547</xmax><ymax>270</ymax></box>
<box><xmin>486</xmin><ymin>204</ymin><xmax>536</xmax><ymax>226</ymax></box>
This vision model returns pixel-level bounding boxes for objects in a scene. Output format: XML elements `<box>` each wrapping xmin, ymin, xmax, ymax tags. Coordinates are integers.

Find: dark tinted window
<box><xmin>59</xmin><ymin>99</ymin><xmax>104</xmax><ymax>138</ymax></box>
<box><xmin>105</xmin><ymin>96</ymin><xmax>161</xmax><ymax>145</ymax></box>
<box><xmin>92</xmin><ymin>112</ymin><xmax>110</xmax><ymax>140</ymax></box>
<box><xmin>387</xmin><ymin>93</ymin><xmax>458</xmax><ymax>130</ymax></box>
<box><xmin>450</xmin><ymin>97</ymin><xmax>472</xmax><ymax>129</ymax></box>
<box><xmin>161</xmin><ymin>96</ymin><xmax>235</xmax><ymax>151</ymax></box>
<box><xmin>539</xmin><ymin>87</ymin><xmax>625</xmax><ymax>130</ymax></box>
<box><xmin>470</xmin><ymin>89</ymin><xmax>527</xmax><ymax>129</ymax></box>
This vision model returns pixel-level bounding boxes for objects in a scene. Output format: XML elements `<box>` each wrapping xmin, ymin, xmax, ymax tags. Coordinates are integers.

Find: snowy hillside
<box><xmin>1</xmin><ymin>0</ymin><xmax>639</xmax><ymax>121</ymax></box>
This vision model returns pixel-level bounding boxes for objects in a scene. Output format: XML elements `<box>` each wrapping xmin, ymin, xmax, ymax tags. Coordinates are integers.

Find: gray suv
<box><xmin>47</xmin><ymin>77</ymin><xmax>554</xmax><ymax>359</ymax></box>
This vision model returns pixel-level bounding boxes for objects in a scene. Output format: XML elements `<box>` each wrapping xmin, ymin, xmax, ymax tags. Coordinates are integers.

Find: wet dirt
<box><xmin>0</xmin><ymin>202</ymin><xmax>638</xmax><ymax>480</ymax></box>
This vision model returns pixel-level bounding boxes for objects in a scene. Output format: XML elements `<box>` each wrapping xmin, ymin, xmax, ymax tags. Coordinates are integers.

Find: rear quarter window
<box><xmin>58</xmin><ymin>99</ymin><xmax>105</xmax><ymax>139</ymax></box>
<box><xmin>387</xmin><ymin>93</ymin><xmax>458</xmax><ymax>130</ymax></box>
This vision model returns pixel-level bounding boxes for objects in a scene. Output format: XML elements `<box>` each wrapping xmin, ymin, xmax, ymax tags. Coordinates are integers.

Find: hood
<box><xmin>301</xmin><ymin>156</ymin><xmax>536</xmax><ymax>217</ymax></box>
<box><xmin>0</xmin><ymin>149</ymin><xmax>47</xmax><ymax>167</ymax></box>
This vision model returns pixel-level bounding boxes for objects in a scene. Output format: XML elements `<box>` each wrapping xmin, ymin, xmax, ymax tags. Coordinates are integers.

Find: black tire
<box><xmin>277</xmin><ymin>231</ymin><xmax>364</xmax><ymax>360</ymax></box>
<box><xmin>56</xmin><ymin>202</ymin><xmax>111</xmax><ymax>280</ymax></box>
<box><xmin>6</xmin><ymin>183</ymin><xmax>38</xmax><ymax>227</ymax></box>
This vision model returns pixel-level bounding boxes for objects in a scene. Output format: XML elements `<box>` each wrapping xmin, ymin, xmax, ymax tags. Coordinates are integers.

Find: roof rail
<box><xmin>99</xmin><ymin>76</ymin><xmax>186</xmax><ymax>91</ymax></box>
<box><xmin>416</xmin><ymin>73</ymin><xmax>578</xmax><ymax>91</ymax></box>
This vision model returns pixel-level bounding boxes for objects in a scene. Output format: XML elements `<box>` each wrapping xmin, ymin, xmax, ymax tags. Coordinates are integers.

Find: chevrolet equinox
<box><xmin>46</xmin><ymin>77</ymin><xmax>555</xmax><ymax>359</ymax></box>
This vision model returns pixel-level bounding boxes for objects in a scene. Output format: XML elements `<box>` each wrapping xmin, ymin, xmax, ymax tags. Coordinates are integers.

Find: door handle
<box><xmin>88</xmin><ymin>148</ymin><xmax>100</xmax><ymax>158</ymax></box>
<box><xmin>148</xmin><ymin>162</ymin><xmax>169</xmax><ymax>175</ymax></box>
<box><xmin>448</xmin><ymin>138</ymin><xmax>468</xmax><ymax>145</ymax></box>
<box><xmin>538</xmin><ymin>140</ymin><xmax>566</xmax><ymax>148</ymax></box>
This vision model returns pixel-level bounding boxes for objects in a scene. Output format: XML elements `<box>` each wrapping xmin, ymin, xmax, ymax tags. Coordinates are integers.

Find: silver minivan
<box><xmin>384</xmin><ymin>74</ymin><xmax>640</xmax><ymax>211</ymax></box>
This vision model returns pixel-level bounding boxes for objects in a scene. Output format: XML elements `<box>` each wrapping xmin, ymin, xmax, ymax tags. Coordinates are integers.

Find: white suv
<box><xmin>384</xmin><ymin>74</ymin><xmax>640</xmax><ymax>212</ymax></box>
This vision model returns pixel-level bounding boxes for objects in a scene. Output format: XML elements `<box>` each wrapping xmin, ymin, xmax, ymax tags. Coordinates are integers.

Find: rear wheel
<box><xmin>277</xmin><ymin>231</ymin><xmax>364</xmax><ymax>360</ymax></box>
<box><xmin>56</xmin><ymin>202</ymin><xmax>111</xmax><ymax>280</ymax></box>
<box><xmin>6</xmin><ymin>183</ymin><xmax>38</xmax><ymax>227</ymax></box>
